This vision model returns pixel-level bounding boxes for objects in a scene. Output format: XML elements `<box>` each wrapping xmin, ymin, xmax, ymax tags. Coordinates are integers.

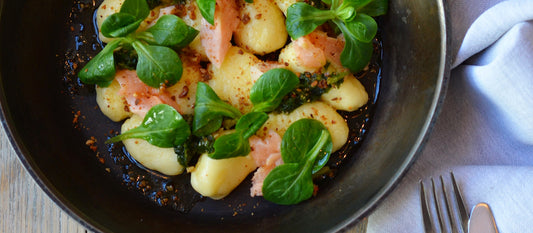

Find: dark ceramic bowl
<box><xmin>0</xmin><ymin>0</ymin><xmax>449</xmax><ymax>232</ymax></box>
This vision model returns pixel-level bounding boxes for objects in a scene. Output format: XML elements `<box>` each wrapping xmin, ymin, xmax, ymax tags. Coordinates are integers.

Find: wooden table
<box><xmin>0</xmin><ymin>126</ymin><xmax>88</xmax><ymax>233</ymax></box>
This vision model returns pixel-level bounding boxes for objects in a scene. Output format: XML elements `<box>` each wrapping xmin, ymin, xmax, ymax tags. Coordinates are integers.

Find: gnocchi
<box><xmin>257</xmin><ymin>101</ymin><xmax>349</xmax><ymax>152</ymax></box>
<box><xmin>321</xmin><ymin>74</ymin><xmax>369</xmax><ymax>111</ymax></box>
<box><xmin>207</xmin><ymin>46</ymin><xmax>260</xmax><ymax>113</ymax></box>
<box><xmin>190</xmin><ymin>152</ymin><xmax>257</xmax><ymax>199</ymax></box>
<box><xmin>96</xmin><ymin>79</ymin><xmax>132</xmax><ymax>122</ymax></box>
<box><xmin>121</xmin><ymin>115</ymin><xmax>184</xmax><ymax>176</ymax></box>
<box><xmin>234</xmin><ymin>0</ymin><xmax>288</xmax><ymax>55</ymax></box>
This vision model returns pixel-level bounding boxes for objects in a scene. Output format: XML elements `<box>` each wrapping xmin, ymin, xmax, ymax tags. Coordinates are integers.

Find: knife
<box><xmin>468</xmin><ymin>203</ymin><xmax>499</xmax><ymax>233</ymax></box>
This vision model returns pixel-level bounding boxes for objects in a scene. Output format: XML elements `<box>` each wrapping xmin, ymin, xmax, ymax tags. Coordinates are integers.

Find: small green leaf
<box><xmin>78</xmin><ymin>39</ymin><xmax>123</xmax><ymax>87</ymax></box>
<box><xmin>281</xmin><ymin>119</ymin><xmax>332</xmax><ymax>173</ymax></box>
<box><xmin>340</xmin><ymin>37</ymin><xmax>373</xmax><ymax>73</ymax></box>
<box><xmin>335</xmin><ymin>19</ymin><xmax>374</xmax><ymax>73</ymax></box>
<box><xmin>209</xmin><ymin>132</ymin><xmax>251</xmax><ymax>159</ymax></box>
<box><xmin>120</xmin><ymin>0</ymin><xmax>150</xmax><ymax>20</ymax></box>
<box><xmin>262</xmin><ymin>163</ymin><xmax>314</xmax><ymax>205</ymax></box>
<box><xmin>146</xmin><ymin>15</ymin><xmax>199</xmax><ymax>48</ymax></box>
<box><xmin>208</xmin><ymin>112</ymin><xmax>268</xmax><ymax>159</ymax></box>
<box><xmin>250</xmin><ymin>68</ymin><xmax>299</xmax><ymax>113</ymax></box>
<box><xmin>262</xmin><ymin>119</ymin><xmax>332</xmax><ymax>205</ymax></box>
<box><xmin>337</xmin><ymin>0</ymin><xmax>373</xmax><ymax>10</ymax></box>
<box><xmin>173</xmin><ymin>26</ymin><xmax>200</xmax><ymax>50</ymax></box>
<box><xmin>343</xmin><ymin>13</ymin><xmax>377</xmax><ymax>42</ymax></box>
<box><xmin>358</xmin><ymin>0</ymin><xmax>388</xmax><ymax>16</ymax></box>
<box><xmin>235</xmin><ymin>112</ymin><xmax>268</xmax><ymax>139</ymax></box>
<box><xmin>132</xmin><ymin>41</ymin><xmax>183</xmax><ymax>88</ymax></box>
<box><xmin>197</xmin><ymin>0</ymin><xmax>216</xmax><ymax>25</ymax></box>
<box><xmin>193</xmin><ymin>82</ymin><xmax>242</xmax><ymax>136</ymax></box>
<box><xmin>286</xmin><ymin>2</ymin><xmax>336</xmax><ymax>39</ymax></box>
<box><xmin>336</xmin><ymin>6</ymin><xmax>356</xmax><ymax>22</ymax></box>
<box><xmin>101</xmin><ymin>13</ymin><xmax>143</xmax><ymax>38</ymax></box>
<box><xmin>106</xmin><ymin>104</ymin><xmax>191</xmax><ymax>148</ymax></box>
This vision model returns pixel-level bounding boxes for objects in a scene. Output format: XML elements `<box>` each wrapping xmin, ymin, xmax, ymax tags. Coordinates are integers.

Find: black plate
<box><xmin>0</xmin><ymin>0</ymin><xmax>449</xmax><ymax>232</ymax></box>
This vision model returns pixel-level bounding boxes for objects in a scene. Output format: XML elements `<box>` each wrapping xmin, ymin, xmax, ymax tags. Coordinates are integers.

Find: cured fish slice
<box><xmin>115</xmin><ymin>70</ymin><xmax>181</xmax><ymax>117</ymax></box>
<box><xmin>280</xmin><ymin>30</ymin><xmax>346</xmax><ymax>73</ymax></box>
<box><xmin>249</xmin><ymin>130</ymin><xmax>283</xmax><ymax>197</ymax></box>
<box><xmin>305</xmin><ymin>31</ymin><xmax>345</xmax><ymax>69</ymax></box>
<box><xmin>200</xmin><ymin>0</ymin><xmax>240</xmax><ymax>67</ymax></box>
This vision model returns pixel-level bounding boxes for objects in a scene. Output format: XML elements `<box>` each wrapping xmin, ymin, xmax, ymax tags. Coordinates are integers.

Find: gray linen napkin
<box><xmin>366</xmin><ymin>0</ymin><xmax>533</xmax><ymax>232</ymax></box>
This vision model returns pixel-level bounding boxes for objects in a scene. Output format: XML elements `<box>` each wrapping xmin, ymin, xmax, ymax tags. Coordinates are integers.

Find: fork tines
<box><xmin>420</xmin><ymin>172</ymin><xmax>469</xmax><ymax>233</ymax></box>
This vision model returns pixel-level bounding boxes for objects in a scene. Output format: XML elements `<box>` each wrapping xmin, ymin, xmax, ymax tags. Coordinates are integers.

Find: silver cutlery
<box><xmin>420</xmin><ymin>172</ymin><xmax>469</xmax><ymax>233</ymax></box>
<box><xmin>468</xmin><ymin>202</ymin><xmax>499</xmax><ymax>233</ymax></box>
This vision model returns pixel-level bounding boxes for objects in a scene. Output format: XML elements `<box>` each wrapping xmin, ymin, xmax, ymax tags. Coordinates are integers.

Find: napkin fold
<box><xmin>366</xmin><ymin>0</ymin><xmax>533</xmax><ymax>232</ymax></box>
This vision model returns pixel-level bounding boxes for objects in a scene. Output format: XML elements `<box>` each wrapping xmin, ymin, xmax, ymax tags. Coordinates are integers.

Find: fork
<box><xmin>420</xmin><ymin>172</ymin><xmax>470</xmax><ymax>233</ymax></box>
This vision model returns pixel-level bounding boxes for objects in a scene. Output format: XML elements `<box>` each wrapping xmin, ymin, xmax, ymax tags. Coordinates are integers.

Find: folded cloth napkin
<box><xmin>366</xmin><ymin>0</ymin><xmax>533</xmax><ymax>232</ymax></box>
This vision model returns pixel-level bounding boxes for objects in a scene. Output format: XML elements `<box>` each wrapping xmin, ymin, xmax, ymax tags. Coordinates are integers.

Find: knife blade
<box><xmin>468</xmin><ymin>202</ymin><xmax>499</xmax><ymax>233</ymax></box>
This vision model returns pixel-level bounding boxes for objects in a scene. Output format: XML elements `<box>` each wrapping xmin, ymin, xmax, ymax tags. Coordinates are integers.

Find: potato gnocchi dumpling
<box><xmin>273</xmin><ymin>0</ymin><xmax>298</xmax><ymax>15</ymax></box>
<box><xmin>165</xmin><ymin>56</ymin><xmax>203</xmax><ymax>115</ymax></box>
<box><xmin>121</xmin><ymin>115</ymin><xmax>184</xmax><ymax>176</ymax></box>
<box><xmin>208</xmin><ymin>46</ymin><xmax>260</xmax><ymax>113</ymax></box>
<box><xmin>321</xmin><ymin>74</ymin><xmax>369</xmax><ymax>111</ymax></box>
<box><xmin>96</xmin><ymin>79</ymin><xmax>132</xmax><ymax>122</ymax></box>
<box><xmin>178</xmin><ymin>1</ymin><xmax>209</xmax><ymax>60</ymax></box>
<box><xmin>257</xmin><ymin>101</ymin><xmax>349</xmax><ymax>152</ymax></box>
<box><xmin>278</xmin><ymin>38</ymin><xmax>326</xmax><ymax>74</ymax></box>
<box><xmin>234</xmin><ymin>0</ymin><xmax>288</xmax><ymax>55</ymax></box>
<box><xmin>191</xmin><ymin>152</ymin><xmax>257</xmax><ymax>199</ymax></box>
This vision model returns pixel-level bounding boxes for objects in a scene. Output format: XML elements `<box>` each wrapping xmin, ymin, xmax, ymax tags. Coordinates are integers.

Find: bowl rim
<box><xmin>336</xmin><ymin>0</ymin><xmax>452</xmax><ymax>230</ymax></box>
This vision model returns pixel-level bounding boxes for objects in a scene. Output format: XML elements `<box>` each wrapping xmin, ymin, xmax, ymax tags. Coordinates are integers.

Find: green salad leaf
<box><xmin>262</xmin><ymin>119</ymin><xmax>332</xmax><ymax>205</ymax></box>
<box><xmin>119</xmin><ymin>0</ymin><xmax>150</xmax><ymax>20</ymax></box>
<box><xmin>132</xmin><ymin>41</ymin><xmax>183</xmax><ymax>88</ymax></box>
<box><xmin>284</xmin><ymin>0</ymin><xmax>387</xmax><ymax>73</ymax></box>
<box><xmin>250</xmin><ymin>68</ymin><xmax>299</xmax><ymax>113</ymax></box>
<box><xmin>106</xmin><ymin>104</ymin><xmax>191</xmax><ymax>148</ymax></box>
<box><xmin>209</xmin><ymin>112</ymin><xmax>268</xmax><ymax>159</ymax></box>
<box><xmin>145</xmin><ymin>15</ymin><xmax>199</xmax><ymax>48</ymax></box>
<box><xmin>335</xmin><ymin>19</ymin><xmax>374</xmax><ymax>72</ymax></box>
<box><xmin>197</xmin><ymin>0</ymin><xmax>216</xmax><ymax>25</ymax></box>
<box><xmin>78</xmin><ymin>39</ymin><xmax>123</xmax><ymax>87</ymax></box>
<box><xmin>286</xmin><ymin>3</ymin><xmax>335</xmax><ymax>39</ymax></box>
<box><xmin>342</xmin><ymin>13</ymin><xmax>378</xmax><ymax>43</ymax></box>
<box><xmin>235</xmin><ymin>112</ymin><xmax>269</xmax><ymax>139</ymax></box>
<box><xmin>262</xmin><ymin>163</ymin><xmax>314</xmax><ymax>205</ymax></box>
<box><xmin>193</xmin><ymin>82</ymin><xmax>242</xmax><ymax>136</ymax></box>
<box><xmin>100</xmin><ymin>13</ymin><xmax>143</xmax><ymax>38</ymax></box>
<box><xmin>209</xmin><ymin>132</ymin><xmax>251</xmax><ymax>159</ymax></box>
<box><xmin>357</xmin><ymin>0</ymin><xmax>388</xmax><ymax>16</ymax></box>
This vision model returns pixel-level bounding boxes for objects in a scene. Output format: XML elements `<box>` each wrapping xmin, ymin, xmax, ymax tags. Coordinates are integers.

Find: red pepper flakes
<box><xmin>179</xmin><ymin>86</ymin><xmax>189</xmax><ymax>98</ymax></box>
<box><xmin>72</xmin><ymin>110</ymin><xmax>81</xmax><ymax>124</ymax></box>
<box><xmin>241</xmin><ymin>13</ymin><xmax>251</xmax><ymax>24</ymax></box>
<box><xmin>86</xmin><ymin>136</ymin><xmax>98</xmax><ymax>152</ymax></box>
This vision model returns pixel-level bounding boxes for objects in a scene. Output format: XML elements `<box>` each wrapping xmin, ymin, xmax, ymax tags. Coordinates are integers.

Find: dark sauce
<box><xmin>61</xmin><ymin>0</ymin><xmax>382</xmax><ymax>215</ymax></box>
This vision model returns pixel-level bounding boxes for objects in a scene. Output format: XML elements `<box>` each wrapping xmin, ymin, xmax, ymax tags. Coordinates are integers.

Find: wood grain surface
<box><xmin>0</xmin><ymin>125</ymin><xmax>366</xmax><ymax>233</ymax></box>
<box><xmin>0</xmin><ymin>126</ymin><xmax>89</xmax><ymax>233</ymax></box>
